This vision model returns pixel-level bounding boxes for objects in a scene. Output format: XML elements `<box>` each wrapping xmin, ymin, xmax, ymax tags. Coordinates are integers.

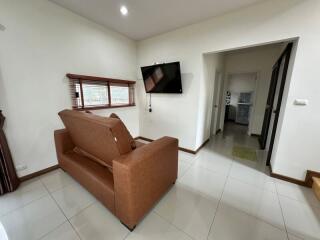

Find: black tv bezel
<box><xmin>140</xmin><ymin>61</ymin><xmax>182</xmax><ymax>94</ymax></box>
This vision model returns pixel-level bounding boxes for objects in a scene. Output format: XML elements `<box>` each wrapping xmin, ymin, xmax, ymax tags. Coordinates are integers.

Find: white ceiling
<box><xmin>50</xmin><ymin>0</ymin><xmax>267</xmax><ymax>40</ymax></box>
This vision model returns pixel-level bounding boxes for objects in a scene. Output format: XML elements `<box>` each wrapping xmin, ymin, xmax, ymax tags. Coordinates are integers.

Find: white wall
<box><xmin>138</xmin><ymin>0</ymin><xmax>320</xmax><ymax>180</ymax></box>
<box><xmin>0</xmin><ymin>0</ymin><xmax>138</xmax><ymax>177</ymax></box>
<box><xmin>137</xmin><ymin>60</ymin><xmax>200</xmax><ymax>150</ymax></box>
<box><xmin>221</xmin><ymin>44</ymin><xmax>283</xmax><ymax>134</ymax></box>
<box><xmin>228</xmin><ymin>74</ymin><xmax>256</xmax><ymax>93</ymax></box>
<box><xmin>136</xmin><ymin>52</ymin><xmax>224</xmax><ymax>150</ymax></box>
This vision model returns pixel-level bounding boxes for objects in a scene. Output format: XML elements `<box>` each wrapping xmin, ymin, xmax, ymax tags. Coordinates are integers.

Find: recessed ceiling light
<box><xmin>120</xmin><ymin>6</ymin><xmax>128</xmax><ymax>16</ymax></box>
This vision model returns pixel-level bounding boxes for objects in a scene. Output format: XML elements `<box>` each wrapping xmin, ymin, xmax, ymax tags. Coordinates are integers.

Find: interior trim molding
<box><xmin>251</xmin><ymin>134</ymin><xmax>261</xmax><ymax>137</ymax></box>
<box><xmin>270</xmin><ymin>166</ymin><xmax>320</xmax><ymax>188</ymax></box>
<box><xmin>194</xmin><ymin>139</ymin><xmax>210</xmax><ymax>154</ymax></box>
<box><xmin>135</xmin><ymin>136</ymin><xmax>209</xmax><ymax>155</ymax></box>
<box><xmin>305</xmin><ymin>170</ymin><xmax>320</xmax><ymax>188</ymax></box>
<box><xmin>270</xmin><ymin>170</ymin><xmax>306</xmax><ymax>187</ymax></box>
<box><xmin>19</xmin><ymin>165</ymin><xmax>60</xmax><ymax>182</ymax></box>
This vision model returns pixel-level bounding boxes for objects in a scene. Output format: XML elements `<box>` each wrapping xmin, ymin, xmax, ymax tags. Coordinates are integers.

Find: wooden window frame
<box><xmin>67</xmin><ymin>73</ymin><xmax>136</xmax><ymax>110</ymax></box>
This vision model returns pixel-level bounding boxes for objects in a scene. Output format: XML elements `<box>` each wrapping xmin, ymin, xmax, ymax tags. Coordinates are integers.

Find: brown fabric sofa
<box><xmin>54</xmin><ymin>109</ymin><xmax>178</xmax><ymax>230</ymax></box>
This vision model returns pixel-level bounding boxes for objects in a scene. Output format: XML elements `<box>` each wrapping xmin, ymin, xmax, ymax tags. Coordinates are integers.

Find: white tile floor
<box><xmin>0</xmin><ymin>123</ymin><xmax>319</xmax><ymax>240</ymax></box>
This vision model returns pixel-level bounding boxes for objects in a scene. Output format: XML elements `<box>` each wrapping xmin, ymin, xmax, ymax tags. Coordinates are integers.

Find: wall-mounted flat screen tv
<box><xmin>141</xmin><ymin>62</ymin><xmax>182</xmax><ymax>93</ymax></box>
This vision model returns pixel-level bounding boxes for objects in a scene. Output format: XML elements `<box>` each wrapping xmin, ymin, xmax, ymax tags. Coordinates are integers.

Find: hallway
<box><xmin>218</xmin><ymin>122</ymin><xmax>261</xmax><ymax>149</ymax></box>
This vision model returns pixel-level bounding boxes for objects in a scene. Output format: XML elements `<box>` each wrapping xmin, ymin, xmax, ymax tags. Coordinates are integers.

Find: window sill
<box><xmin>73</xmin><ymin>104</ymin><xmax>136</xmax><ymax>111</ymax></box>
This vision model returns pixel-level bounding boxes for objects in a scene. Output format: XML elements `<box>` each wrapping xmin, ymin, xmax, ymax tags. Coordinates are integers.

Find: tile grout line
<box><xmin>205</xmin><ymin>156</ymin><xmax>232</xmax><ymax>240</ymax></box>
<box><xmin>44</xmin><ymin>177</ymin><xmax>78</xmax><ymax>194</ymax></box>
<box><xmin>205</xmin><ymin>141</ymin><xmax>286</xmax><ymax>239</ymax></box>
<box><xmin>212</xmin><ymin>184</ymin><xmax>289</xmax><ymax>232</ymax></box>
<box><xmin>178</xmin><ymin>162</ymin><xmax>193</xmax><ymax>179</ymax></box>
<box><xmin>0</xmin><ymin>177</ymin><xmax>50</xmax><ymax>218</ymax></box>
<box><xmin>276</xmin><ymin>190</ymin><xmax>320</xmax><ymax>209</ymax></box>
<box><xmin>0</xmin><ymin>194</ymin><xmax>48</xmax><ymax>219</ymax></box>
<box><xmin>178</xmin><ymin>142</ymin><xmax>236</xmax><ymax>239</ymax></box>
<box><xmin>35</xmin><ymin>220</ymin><xmax>69</xmax><ymax>240</ymax></box>
<box><xmin>227</xmin><ymin>150</ymin><xmax>291</xmax><ymax>233</ymax></box>
<box><xmin>223</xmin><ymin>164</ymin><xmax>290</xmax><ymax>232</ymax></box>
<box><xmin>227</xmin><ymin>174</ymin><xmax>277</xmax><ymax>194</ymax></box>
<box><xmin>148</xmin><ymin>172</ymin><xmax>198</xmax><ymax>240</ymax></box>
<box><xmin>190</xmin><ymin>160</ymin><xmax>233</xmax><ymax>177</ymax></box>
<box><xmin>177</xmin><ymin>171</ymin><xmax>230</xmax><ymax>203</ymax></box>
<box><xmin>186</xmin><ymin>138</ymin><xmax>291</xmax><ymax>239</ymax></box>
<box><xmin>157</xmin><ymin>153</ymin><xmax>214</xmax><ymax>239</ymax></box>
<box><xmin>274</xmin><ymin>181</ymin><xmax>291</xmax><ymax>240</ymax></box>
<box><xmin>38</xmin><ymin>178</ymin><xmax>84</xmax><ymax>240</ymax></box>
<box><xmin>40</xmin><ymin>171</ymin><xmax>100</xmax><ymax>227</ymax></box>
<box><xmin>153</xmin><ymin>211</ymin><xmax>197</xmax><ymax>240</ymax></box>
<box><xmin>30</xmin><ymin>179</ymin><xmax>69</xmax><ymax>240</ymax></box>
<box><xmin>122</xmin><ymin>231</ymin><xmax>131</xmax><ymax>240</ymax></box>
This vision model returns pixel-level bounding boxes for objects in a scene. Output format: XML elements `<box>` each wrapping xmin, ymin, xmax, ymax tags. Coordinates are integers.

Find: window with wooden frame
<box><xmin>67</xmin><ymin>74</ymin><xmax>135</xmax><ymax>110</ymax></box>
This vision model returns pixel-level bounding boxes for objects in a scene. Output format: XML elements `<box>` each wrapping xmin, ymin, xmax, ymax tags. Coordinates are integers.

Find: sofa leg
<box><xmin>121</xmin><ymin>222</ymin><xmax>136</xmax><ymax>232</ymax></box>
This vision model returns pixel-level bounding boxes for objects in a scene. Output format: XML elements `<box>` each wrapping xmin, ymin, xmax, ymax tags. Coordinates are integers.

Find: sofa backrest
<box><xmin>58</xmin><ymin>109</ymin><xmax>132</xmax><ymax>168</ymax></box>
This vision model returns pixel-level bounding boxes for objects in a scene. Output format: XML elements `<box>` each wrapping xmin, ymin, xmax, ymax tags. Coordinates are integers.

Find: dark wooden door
<box><xmin>259</xmin><ymin>63</ymin><xmax>279</xmax><ymax>149</ymax></box>
<box><xmin>258</xmin><ymin>43</ymin><xmax>293</xmax><ymax>165</ymax></box>
<box><xmin>266</xmin><ymin>43</ymin><xmax>292</xmax><ymax>166</ymax></box>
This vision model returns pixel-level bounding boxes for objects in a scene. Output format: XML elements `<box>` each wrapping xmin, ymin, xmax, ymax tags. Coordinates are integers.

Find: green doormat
<box><xmin>232</xmin><ymin>146</ymin><xmax>257</xmax><ymax>161</ymax></box>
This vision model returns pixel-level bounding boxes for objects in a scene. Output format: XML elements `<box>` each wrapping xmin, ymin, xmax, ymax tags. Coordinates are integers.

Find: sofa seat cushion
<box><xmin>60</xmin><ymin>151</ymin><xmax>115</xmax><ymax>213</ymax></box>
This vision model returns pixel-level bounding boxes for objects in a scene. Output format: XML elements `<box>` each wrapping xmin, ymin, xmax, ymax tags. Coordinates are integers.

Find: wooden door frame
<box><xmin>265</xmin><ymin>43</ymin><xmax>293</xmax><ymax>166</ymax></box>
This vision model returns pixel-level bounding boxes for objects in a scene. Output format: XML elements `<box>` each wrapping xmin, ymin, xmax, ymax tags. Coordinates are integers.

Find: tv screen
<box><xmin>141</xmin><ymin>62</ymin><xmax>182</xmax><ymax>93</ymax></box>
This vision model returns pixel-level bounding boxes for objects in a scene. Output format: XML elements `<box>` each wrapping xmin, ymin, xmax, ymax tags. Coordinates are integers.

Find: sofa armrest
<box><xmin>113</xmin><ymin>137</ymin><xmax>178</xmax><ymax>229</ymax></box>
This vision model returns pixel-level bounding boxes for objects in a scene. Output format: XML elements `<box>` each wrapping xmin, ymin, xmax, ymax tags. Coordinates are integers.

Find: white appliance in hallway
<box><xmin>225</xmin><ymin>72</ymin><xmax>257</xmax><ymax>133</ymax></box>
<box><xmin>236</xmin><ymin>92</ymin><xmax>253</xmax><ymax>125</ymax></box>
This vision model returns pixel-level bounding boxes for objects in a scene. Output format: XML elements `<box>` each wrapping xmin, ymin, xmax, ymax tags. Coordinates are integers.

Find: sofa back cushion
<box><xmin>58</xmin><ymin>110</ymin><xmax>132</xmax><ymax>168</ymax></box>
<box><xmin>109</xmin><ymin>113</ymin><xmax>136</xmax><ymax>150</ymax></box>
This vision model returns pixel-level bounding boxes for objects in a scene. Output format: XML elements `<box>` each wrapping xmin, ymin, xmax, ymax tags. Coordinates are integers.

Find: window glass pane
<box><xmin>110</xmin><ymin>85</ymin><xmax>129</xmax><ymax>105</ymax></box>
<box><xmin>75</xmin><ymin>83</ymin><xmax>82</xmax><ymax>108</ymax></box>
<box><xmin>82</xmin><ymin>83</ymin><xmax>109</xmax><ymax>107</ymax></box>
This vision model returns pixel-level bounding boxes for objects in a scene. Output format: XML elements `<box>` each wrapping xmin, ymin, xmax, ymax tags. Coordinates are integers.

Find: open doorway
<box><xmin>224</xmin><ymin>72</ymin><xmax>257</xmax><ymax>135</ymax></box>
<box><xmin>205</xmin><ymin>40</ymin><xmax>296</xmax><ymax>166</ymax></box>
